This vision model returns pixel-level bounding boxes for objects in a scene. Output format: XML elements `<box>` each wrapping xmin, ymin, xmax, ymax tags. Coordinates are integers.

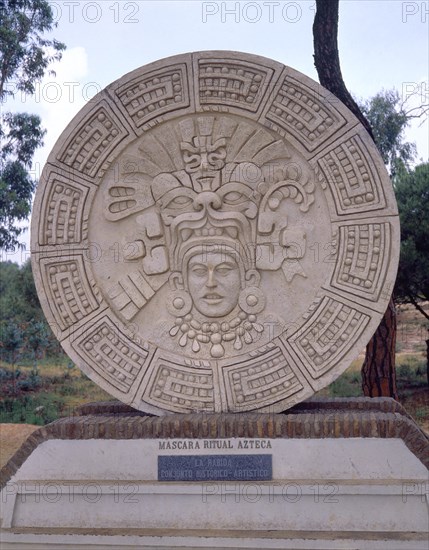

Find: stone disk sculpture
<box><xmin>31</xmin><ymin>51</ymin><xmax>400</xmax><ymax>415</ymax></box>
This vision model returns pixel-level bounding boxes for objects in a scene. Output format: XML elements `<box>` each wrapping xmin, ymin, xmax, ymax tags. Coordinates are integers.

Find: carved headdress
<box><xmin>105</xmin><ymin>116</ymin><xmax>315</xmax><ymax>357</ymax></box>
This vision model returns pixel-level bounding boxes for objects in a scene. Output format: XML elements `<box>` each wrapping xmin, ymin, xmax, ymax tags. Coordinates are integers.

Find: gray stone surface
<box><xmin>1</xmin><ymin>400</ymin><xmax>428</xmax><ymax>549</ymax></box>
<box><xmin>31</xmin><ymin>51</ymin><xmax>400</xmax><ymax>414</ymax></box>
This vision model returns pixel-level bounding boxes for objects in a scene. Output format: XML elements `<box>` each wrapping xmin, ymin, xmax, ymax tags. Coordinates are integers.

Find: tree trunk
<box><xmin>426</xmin><ymin>332</ymin><xmax>429</xmax><ymax>387</ymax></box>
<box><xmin>312</xmin><ymin>0</ymin><xmax>374</xmax><ymax>138</ymax></box>
<box><xmin>313</xmin><ymin>0</ymin><xmax>398</xmax><ymax>398</ymax></box>
<box><xmin>362</xmin><ymin>298</ymin><xmax>398</xmax><ymax>399</ymax></box>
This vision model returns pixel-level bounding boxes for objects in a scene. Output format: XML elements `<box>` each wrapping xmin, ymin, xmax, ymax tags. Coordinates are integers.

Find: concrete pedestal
<box><xmin>1</xmin><ymin>398</ymin><xmax>428</xmax><ymax>549</ymax></box>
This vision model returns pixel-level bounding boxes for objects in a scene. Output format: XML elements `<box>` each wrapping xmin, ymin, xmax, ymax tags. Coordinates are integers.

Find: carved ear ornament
<box><xmin>166</xmin><ymin>289</ymin><xmax>193</xmax><ymax>317</ymax></box>
<box><xmin>238</xmin><ymin>286</ymin><xmax>265</xmax><ymax>315</ymax></box>
<box><xmin>104</xmin><ymin>117</ymin><xmax>316</xmax><ymax>334</ymax></box>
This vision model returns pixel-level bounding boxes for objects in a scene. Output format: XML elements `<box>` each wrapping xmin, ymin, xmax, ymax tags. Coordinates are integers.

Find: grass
<box><xmin>0</xmin><ymin>358</ymin><xmax>112</xmax><ymax>425</ymax></box>
<box><xmin>328</xmin><ymin>355</ymin><xmax>428</xmax><ymax>396</ymax></box>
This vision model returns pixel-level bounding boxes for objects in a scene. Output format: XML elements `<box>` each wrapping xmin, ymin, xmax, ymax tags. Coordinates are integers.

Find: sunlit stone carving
<box><xmin>31</xmin><ymin>52</ymin><xmax>399</xmax><ymax>414</ymax></box>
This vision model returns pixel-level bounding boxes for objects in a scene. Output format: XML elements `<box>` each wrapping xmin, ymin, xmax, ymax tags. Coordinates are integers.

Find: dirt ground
<box><xmin>0</xmin><ymin>423</ymin><xmax>39</xmax><ymax>469</ymax></box>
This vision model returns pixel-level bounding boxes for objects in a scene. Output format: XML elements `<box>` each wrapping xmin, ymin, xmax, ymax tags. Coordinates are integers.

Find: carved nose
<box><xmin>206</xmin><ymin>270</ymin><xmax>217</xmax><ymax>288</ymax></box>
<box><xmin>193</xmin><ymin>192</ymin><xmax>221</xmax><ymax>210</ymax></box>
<box><xmin>200</xmin><ymin>157</ymin><xmax>210</xmax><ymax>172</ymax></box>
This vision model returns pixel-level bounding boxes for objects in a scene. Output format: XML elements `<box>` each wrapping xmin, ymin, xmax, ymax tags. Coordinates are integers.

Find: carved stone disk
<box><xmin>31</xmin><ymin>51</ymin><xmax>400</xmax><ymax>415</ymax></box>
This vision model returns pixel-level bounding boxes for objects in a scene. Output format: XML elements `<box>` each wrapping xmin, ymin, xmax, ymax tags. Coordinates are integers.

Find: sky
<box><xmin>3</xmin><ymin>0</ymin><xmax>428</xmax><ymax>264</ymax></box>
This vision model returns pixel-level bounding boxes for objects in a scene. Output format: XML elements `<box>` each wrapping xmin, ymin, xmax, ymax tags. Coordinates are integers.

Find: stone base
<box><xmin>1</xmin><ymin>398</ymin><xmax>428</xmax><ymax>549</ymax></box>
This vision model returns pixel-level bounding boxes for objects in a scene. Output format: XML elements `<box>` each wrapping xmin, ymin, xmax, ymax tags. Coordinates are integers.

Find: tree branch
<box><xmin>404</xmin><ymin>104</ymin><xmax>429</xmax><ymax>117</ymax></box>
<box><xmin>407</xmin><ymin>294</ymin><xmax>429</xmax><ymax>322</ymax></box>
<box><xmin>313</xmin><ymin>0</ymin><xmax>374</xmax><ymax>139</ymax></box>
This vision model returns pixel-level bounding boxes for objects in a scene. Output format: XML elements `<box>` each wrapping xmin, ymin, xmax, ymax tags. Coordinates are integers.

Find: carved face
<box><xmin>187</xmin><ymin>252</ymin><xmax>241</xmax><ymax>318</ymax></box>
<box><xmin>181</xmin><ymin>136</ymin><xmax>227</xmax><ymax>174</ymax></box>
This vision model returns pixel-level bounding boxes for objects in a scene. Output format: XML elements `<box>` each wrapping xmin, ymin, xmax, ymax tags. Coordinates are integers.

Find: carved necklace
<box><xmin>169</xmin><ymin>310</ymin><xmax>264</xmax><ymax>358</ymax></box>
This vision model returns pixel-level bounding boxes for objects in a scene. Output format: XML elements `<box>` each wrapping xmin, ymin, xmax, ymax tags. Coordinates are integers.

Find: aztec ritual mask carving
<box><xmin>31</xmin><ymin>52</ymin><xmax>400</xmax><ymax>414</ymax></box>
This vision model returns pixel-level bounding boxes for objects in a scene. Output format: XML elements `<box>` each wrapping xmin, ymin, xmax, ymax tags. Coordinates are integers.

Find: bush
<box><xmin>396</xmin><ymin>357</ymin><xmax>427</xmax><ymax>391</ymax></box>
<box><xmin>329</xmin><ymin>371</ymin><xmax>362</xmax><ymax>397</ymax></box>
<box><xmin>0</xmin><ymin>394</ymin><xmax>66</xmax><ymax>425</ymax></box>
<box><xmin>16</xmin><ymin>369</ymin><xmax>42</xmax><ymax>391</ymax></box>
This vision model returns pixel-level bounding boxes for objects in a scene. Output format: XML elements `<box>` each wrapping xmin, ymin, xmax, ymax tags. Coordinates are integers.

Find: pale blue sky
<box><xmin>3</xmin><ymin>0</ymin><xmax>428</xmax><ymax>263</ymax></box>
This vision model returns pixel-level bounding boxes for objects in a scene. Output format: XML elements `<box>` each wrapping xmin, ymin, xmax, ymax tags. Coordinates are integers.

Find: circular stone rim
<box><xmin>31</xmin><ymin>50</ymin><xmax>400</xmax><ymax>415</ymax></box>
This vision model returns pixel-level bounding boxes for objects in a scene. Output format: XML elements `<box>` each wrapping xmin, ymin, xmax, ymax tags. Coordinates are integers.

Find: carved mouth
<box><xmin>203</xmin><ymin>293</ymin><xmax>223</xmax><ymax>302</ymax></box>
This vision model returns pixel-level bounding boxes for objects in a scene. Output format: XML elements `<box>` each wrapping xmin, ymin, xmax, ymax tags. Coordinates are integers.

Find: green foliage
<box><xmin>0</xmin><ymin>0</ymin><xmax>66</xmax><ymax>99</ymax></box>
<box><xmin>0</xmin><ymin>260</ymin><xmax>61</xmax><ymax>362</ymax></box>
<box><xmin>0</xmin><ymin>360</ymin><xmax>112</xmax><ymax>424</ymax></box>
<box><xmin>394</xmin><ymin>163</ymin><xmax>429</xmax><ymax>319</ymax></box>
<box><xmin>0</xmin><ymin>158</ymin><xmax>37</xmax><ymax>249</ymax></box>
<box><xmin>16</xmin><ymin>367</ymin><xmax>42</xmax><ymax>391</ymax></box>
<box><xmin>0</xmin><ymin>260</ymin><xmax>43</xmax><ymax>322</ymax></box>
<box><xmin>0</xmin><ymin>393</ymin><xmax>65</xmax><ymax>425</ymax></box>
<box><xmin>0</xmin><ymin>321</ymin><xmax>23</xmax><ymax>365</ymax></box>
<box><xmin>328</xmin><ymin>370</ymin><xmax>362</xmax><ymax>398</ymax></box>
<box><xmin>25</xmin><ymin>320</ymin><xmax>50</xmax><ymax>367</ymax></box>
<box><xmin>359</xmin><ymin>89</ymin><xmax>416</xmax><ymax>177</ymax></box>
<box><xmin>1</xmin><ymin>0</ymin><xmax>66</xmax><ymax>250</ymax></box>
<box><xmin>0</xmin><ymin>112</ymin><xmax>46</xmax><ymax>163</ymax></box>
<box><xmin>396</xmin><ymin>356</ymin><xmax>427</xmax><ymax>389</ymax></box>
<box><xmin>0</xmin><ymin>112</ymin><xmax>45</xmax><ymax>250</ymax></box>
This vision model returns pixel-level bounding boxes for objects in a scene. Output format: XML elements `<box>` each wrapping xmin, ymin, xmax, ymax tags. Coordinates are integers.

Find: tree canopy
<box><xmin>0</xmin><ymin>0</ymin><xmax>65</xmax><ymax>99</ymax></box>
<box><xmin>359</xmin><ymin>89</ymin><xmax>418</xmax><ymax>177</ymax></box>
<box><xmin>0</xmin><ymin>260</ymin><xmax>60</xmax><ymax>362</ymax></box>
<box><xmin>0</xmin><ymin>0</ymin><xmax>66</xmax><ymax>251</ymax></box>
<box><xmin>394</xmin><ymin>163</ymin><xmax>429</xmax><ymax>319</ymax></box>
<box><xmin>0</xmin><ymin>260</ymin><xmax>42</xmax><ymax>322</ymax></box>
<box><xmin>0</xmin><ymin>112</ymin><xmax>45</xmax><ymax>249</ymax></box>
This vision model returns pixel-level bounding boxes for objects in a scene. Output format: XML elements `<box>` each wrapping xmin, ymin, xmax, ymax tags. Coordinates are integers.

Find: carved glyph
<box><xmin>31</xmin><ymin>52</ymin><xmax>400</xmax><ymax>414</ymax></box>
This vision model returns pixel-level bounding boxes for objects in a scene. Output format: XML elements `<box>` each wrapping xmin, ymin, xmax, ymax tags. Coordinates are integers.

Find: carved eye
<box><xmin>165</xmin><ymin>195</ymin><xmax>193</xmax><ymax>209</ymax></box>
<box><xmin>190</xmin><ymin>265</ymin><xmax>207</xmax><ymax>277</ymax></box>
<box><xmin>208</xmin><ymin>149</ymin><xmax>226</xmax><ymax>167</ymax></box>
<box><xmin>183</xmin><ymin>152</ymin><xmax>202</xmax><ymax>172</ymax></box>
<box><xmin>223</xmin><ymin>191</ymin><xmax>247</xmax><ymax>205</ymax></box>
<box><xmin>216</xmin><ymin>266</ymin><xmax>233</xmax><ymax>276</ymax></box>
